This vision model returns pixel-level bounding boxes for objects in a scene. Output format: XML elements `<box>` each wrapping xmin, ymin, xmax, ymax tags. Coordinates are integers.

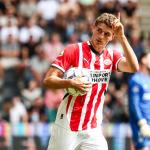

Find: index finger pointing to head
<box><xmin>117</xmin><ymin>12</ymin><xmax>120</xmax><ymax>20</ymax></box>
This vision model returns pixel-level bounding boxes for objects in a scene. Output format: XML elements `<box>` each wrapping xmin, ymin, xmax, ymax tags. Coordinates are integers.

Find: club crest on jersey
<box><xmin>103</xmin><ymin>59</ymin><xmax>112</xmax><ymax>66</ymax></box>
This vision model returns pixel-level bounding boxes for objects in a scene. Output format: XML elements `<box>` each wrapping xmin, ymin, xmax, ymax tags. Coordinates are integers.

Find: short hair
<box><xmin>138</xmin><ymin>51</ymin><xmax>150</xmax><ymax>64</ymax></box>
<box><xmin>94</xmin><ymin>13</ymin><xmax>117</xmax><ymax>29</ymax></box>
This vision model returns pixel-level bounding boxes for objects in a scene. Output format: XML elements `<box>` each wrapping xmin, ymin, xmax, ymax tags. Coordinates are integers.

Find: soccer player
<box><xmin>44</xmin><ymin>13</ymin><xmax>139</xmax><ymax>150</ymax></box>
<box><xmin>128</xmin><ymin>51</ymin><xmax>150</xmax><ymax>150</ymax></box>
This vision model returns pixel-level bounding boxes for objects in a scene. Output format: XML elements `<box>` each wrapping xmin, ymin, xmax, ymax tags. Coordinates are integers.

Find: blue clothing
<box><xmin>128</xmin><ymin>72</ymin><xmax>150</xmax><ymax>149</ymax></box>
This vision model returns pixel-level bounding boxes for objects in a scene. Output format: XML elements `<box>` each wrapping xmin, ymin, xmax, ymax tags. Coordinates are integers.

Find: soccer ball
<box><xmin>64</xmin><ymin>68</ymin><xmax>91</xmax><ymax>96</ymax></box>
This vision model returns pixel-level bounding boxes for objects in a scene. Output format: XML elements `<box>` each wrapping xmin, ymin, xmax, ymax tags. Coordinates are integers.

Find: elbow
<box><xmin>43</xmin><ymin>78</ymin><xmax>49</xmax><ymax>88</ymax></box>
<box><xmin>132</xmin><ymin>63</ymin><xmax>139</xmax><ymax>73</ymax></box>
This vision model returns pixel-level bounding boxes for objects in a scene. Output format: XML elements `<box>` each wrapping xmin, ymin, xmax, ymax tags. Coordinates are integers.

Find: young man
<box><xmin>44</xmin><ymin>13</ymin><xmax>139</xmax><ymax>150</ymax></box>
<box><xmin>128</xmin><ymin>51</ymin><xmax>150</xmax><ymax>150</ymax></box>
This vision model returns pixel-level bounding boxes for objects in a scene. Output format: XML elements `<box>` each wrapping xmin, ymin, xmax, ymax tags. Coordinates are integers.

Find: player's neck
<box><xmin>88</xmin><ymin>40</ymin><xmax>104</xmax><ymax>55</ymax></box>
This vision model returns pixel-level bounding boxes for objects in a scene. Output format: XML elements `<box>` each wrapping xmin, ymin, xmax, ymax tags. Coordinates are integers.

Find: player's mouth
<box><xmin>96</xmin><ymin>39</ymin><xmax>103</xmax><ymax>44</ymax></box>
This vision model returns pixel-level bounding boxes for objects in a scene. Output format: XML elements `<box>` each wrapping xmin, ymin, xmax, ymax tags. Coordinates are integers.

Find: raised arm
<box><xmin>113</xmin><ymin>13</ymin><xmax>139</xmax><ymax>73</ymax></box>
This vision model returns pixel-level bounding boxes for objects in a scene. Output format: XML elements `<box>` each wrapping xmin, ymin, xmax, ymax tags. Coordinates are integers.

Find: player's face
<box><xmin>91</xmin><ymin>23</ymin><xmax>114</xmax><ymax>49</ymax></box>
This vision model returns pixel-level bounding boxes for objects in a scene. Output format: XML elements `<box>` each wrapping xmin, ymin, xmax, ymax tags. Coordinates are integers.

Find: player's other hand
<box><xmin>112</xmin><ymin>12</ymin><xmax>125</xmax><ymax>40</ymax></box>
<box><xmin>138</xmin><ymin>119</ymin><xmax>150</xmax><ymax>137</ymax></box>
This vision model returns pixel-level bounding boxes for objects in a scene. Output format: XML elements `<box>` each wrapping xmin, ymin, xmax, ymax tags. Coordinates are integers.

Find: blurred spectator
<box><xmin>107</xmin><ymin>38</ymin><xmax>124</xmax><ymax>54</ymax></box>
<box><xmin>29</xmin><ymin>45</ymin><xmax>49</xmax><ymax>82</ymax></box>
<box><xmin>18</xmin><ymin>0</ymin><xmax>37</xmax><ymax>18</ymax></box>
<box><xmin>29</xmin><ymin>97</ymin><xmax>47</xmax><ymax>123</ymax></box>
<box><xmin>0</xmin><ymin>18</ymin><xmax>19</xmax><ymax>43</ymax></box>
<box><xmin>98</xmin><ymin>0</ymin><xmax>120</xmax><ymax>15</ymax></box>
<box><xmin>67</xmin><ymin>32</ymin><xmax>79</xmax><ymax>44</ymax></box>
<box><xmin>0</xmin><ymin>34</ymin><xmax>20</xmax><ymax>70</ymax></box>
<box><xmin>58</xmin><ymin>0</ymin><xmax>80</xmax><ymax>17</ymax></box>
<box><xmin>121</xmin><ymin>0</ymin><xmax>140</xmax><ymax>38</ymax></box>
<box><xmin>130</xmin><ymin>31</ymin><xmax>145</xmax><ymax>59</ymax></box>
<box><xmin>22</xmin><ymin>80</ymin><xmax>42</xmax><ymax>109</ymax></box>
<box><xmin>44</xmin><ymin>89</ymin><xmax>64</xmax><ymax>122</ymax></box>
<box><xmin>19</xmin><ymin>17</ymin><xmax>45</xmax><ymax>45</ymax></box>
<box><xmin>36</xmin><ymin>0</ymin><xmax>59</xmax><ymax>21</ymax></box>
<box><xmin>42</xmin><ymin>33</ymin><xmax>64</xmax><ymax>63</ymax></box>
<box><xmin>9</xmin><ymin>96</ymin><xmax>28</xmax><ymax>124</ymax></box>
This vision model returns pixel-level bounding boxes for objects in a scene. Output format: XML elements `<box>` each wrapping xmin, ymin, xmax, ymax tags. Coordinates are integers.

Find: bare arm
<box><xmin>43</xmin><ymin>66</ymin><xmax>91</xmax><ymax>91</ymax></box>
<box><xmin>117</xmin><ymin>35</ymin><xmax>139</xmax><ymax>73</ymax></box>
<box><xmin>43</xmin><ymin>66</ymin><xmax>71</xmax><ymax>89</ymax></box>
<box><xmin>113</xmin><ymin>13</ymin><xmax>139</xmax><ymax>73</ymax></box>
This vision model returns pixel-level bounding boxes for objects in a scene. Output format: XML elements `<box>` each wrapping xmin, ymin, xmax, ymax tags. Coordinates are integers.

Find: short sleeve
<box><xmin>112</xmin><ymin>49</ymin><xmax>124</xmax><ymax>71</ymax></box>
<box><xmin>51</xmin><ymin>44</ymin><xmax>78</xmax><ymax>72</ymax></box>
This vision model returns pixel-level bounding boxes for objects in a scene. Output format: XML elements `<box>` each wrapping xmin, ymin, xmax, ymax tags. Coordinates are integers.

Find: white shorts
<box><xmin>47</xmin><ymin>99</ymin><xmax>108</xmax><ymax>150</ymax></box>
<box><xmin>47</xmin><ymin>123</ymin><xmax>108</xmax><ymax>150</ymax></box>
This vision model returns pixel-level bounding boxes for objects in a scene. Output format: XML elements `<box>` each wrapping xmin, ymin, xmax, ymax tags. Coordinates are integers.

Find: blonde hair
<box><xmin>94</xmin><ymin>13</ymin><xmax>117</xmax><ymax>29</ymax></box>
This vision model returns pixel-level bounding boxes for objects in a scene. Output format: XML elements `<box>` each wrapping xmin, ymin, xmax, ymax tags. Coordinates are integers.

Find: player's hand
<box><xmin>70</xmin><ymin>76</ymin><xmax>92</xmax><ymax>92</ymax></box>
<box><xmin>112</xmin><ymin>12</ymin><xmax>125</xmax><ymax>40</ymax></box>
<box><xmin>138</xmin><ymin>119</ymin><xmax>150</xmax><ymax>137</ymax></box>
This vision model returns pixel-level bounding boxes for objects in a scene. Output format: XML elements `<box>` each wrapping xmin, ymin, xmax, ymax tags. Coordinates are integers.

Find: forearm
<box><xmin>43</xmin><ymin>75</ymin><xmax>72</xmax><ymax>89</ymax></box>
<box><xmin>119</xmin><ymin>36</ymin><xmax>139</xmax><ymax>71</ymax></box>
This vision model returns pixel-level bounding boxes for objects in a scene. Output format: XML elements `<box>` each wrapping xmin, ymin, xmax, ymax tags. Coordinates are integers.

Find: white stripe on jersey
<box><xmin>87</xmin><ymin>54</ymin><xmax>104</xmax><ymax>129</ymax></box>
<box><xmin>115</xmin><ymin>57</ymin><xmax>124</xmax><ymax>71</ymax></box>
<box><xmin>100</xmin><ymin>53</ymin><xmax>104</xmax><ymax>70</ymax></box>
<box><xmin>78</xmin><ymin>43</ymin><xmax>83</xmax><ymax>69</ymax></box>
<box><xmin>51</xmin><ymin>64</ymin><xmax>65</xmax><ymax>72</ymax></box>
<box><xmin>107</xmin><ymin>47</ymin><xmax>113</xmax><ymax>60</ymax></box>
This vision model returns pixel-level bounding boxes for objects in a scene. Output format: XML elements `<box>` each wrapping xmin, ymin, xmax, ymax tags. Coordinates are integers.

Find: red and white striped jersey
<box><xmin>51</xmin><ymin>41</ymin><xmax>124</xmax><ymax>131</ymax></box>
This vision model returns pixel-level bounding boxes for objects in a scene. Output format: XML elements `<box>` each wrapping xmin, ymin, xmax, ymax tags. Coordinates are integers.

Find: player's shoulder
<box><xmin>60</xmin><ymin>43</ymin><xmax>78</xmax><ymax>57</ymax></box>
<box><xmin>65</xmin><ymin>43</ymin><xmax>79</xmax><ymax>51</ymax></box>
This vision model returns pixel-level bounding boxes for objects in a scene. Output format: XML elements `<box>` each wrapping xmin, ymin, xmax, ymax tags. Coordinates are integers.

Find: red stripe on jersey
<box><xmin>82</xmin><ymin>42</ymin><xmax>91</xmax><ymax>69</ymax></box>
<box><xmin>66</xmin><ymin>95</ymin><xmax>72</xmax><ymax>114</ymax></box>
<box><xmin>82</xmin><ymin>84</ymin><xmax>98</xmax><ymax>130</ymax></box>
<box><xmin>70</xmin><ymin>95</ymin><xmax>87</xmax><ymax>131</ymax></box>
<box><xmin>91</xmin><ymin>83</ymin><xmax>107</xmax><ymax>128</ymax></box>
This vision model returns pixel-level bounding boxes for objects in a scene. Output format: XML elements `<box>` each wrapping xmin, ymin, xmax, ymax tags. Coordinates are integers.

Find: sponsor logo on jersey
<box><xmin>89</xmin><ymin>70</ymin><xmax>111</xmax><ymax>83</ymax></box>
<box><xmin>83</xmin><ymin>58</ymin><xmax>89</xmax><ymax>64</ymax></box>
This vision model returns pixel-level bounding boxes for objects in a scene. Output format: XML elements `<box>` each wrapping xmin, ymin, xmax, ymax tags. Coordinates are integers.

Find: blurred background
<box><xmin>0</xmin><ymin>0</ymin><xmax>150</xmax><ymax>150</ymax></box>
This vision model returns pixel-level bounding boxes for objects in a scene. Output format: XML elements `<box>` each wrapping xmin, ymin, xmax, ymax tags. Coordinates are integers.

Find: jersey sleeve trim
<box><xmin>51</xmin><ymin>64</ymin><xmax>65</xmax><ymax>73</ymax></box>
<box><xmin>116</xmin><ymin>56</ymin><xmax>124</xmax><ymax>71</ymax></box>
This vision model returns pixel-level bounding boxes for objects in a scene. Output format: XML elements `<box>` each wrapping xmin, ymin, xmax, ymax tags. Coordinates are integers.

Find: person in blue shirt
<box><xmin>128</xmin><ymin>51</ymin><xmax>150</xmax><ymax>150</ymax></box>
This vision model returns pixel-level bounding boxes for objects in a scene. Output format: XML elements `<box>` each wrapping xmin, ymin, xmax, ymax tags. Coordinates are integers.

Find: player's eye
<box><xmin>105</xmin><ymin>32</ymin><xmax>111</xmax><ymax>37</ymax></box>
<box><xmin>97</xmin><ymin>28</ymin><xmax>102</xmax><ymax>33</ymax></box>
